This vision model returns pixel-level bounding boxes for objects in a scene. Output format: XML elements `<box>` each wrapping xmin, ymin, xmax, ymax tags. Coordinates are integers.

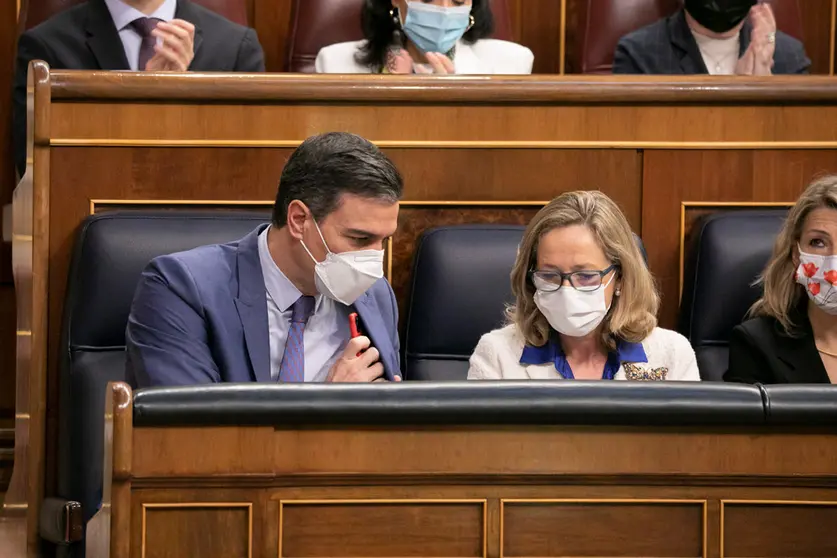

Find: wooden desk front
<box><xmin>87</xmin><ymin>382</ymin><xmax>837</xmax><ymax>558</ymax></box>
<box><xmin>8</xmin><ymin>67</ymin><xmax>837</xmax><ymax>553</ymax></box>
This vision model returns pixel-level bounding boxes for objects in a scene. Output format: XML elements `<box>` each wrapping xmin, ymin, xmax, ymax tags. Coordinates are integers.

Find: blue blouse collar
<box><xmin>520</xmin><ymin>335</ymin><xmax>648</xmax><ymax>380</ymax></box>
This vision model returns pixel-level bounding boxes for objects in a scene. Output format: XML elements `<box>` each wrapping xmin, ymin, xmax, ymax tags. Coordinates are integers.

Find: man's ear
<box><xmin>286</xmin><ymin>200</ymin><xmax>309</xmax><ymax>240</ymax></box>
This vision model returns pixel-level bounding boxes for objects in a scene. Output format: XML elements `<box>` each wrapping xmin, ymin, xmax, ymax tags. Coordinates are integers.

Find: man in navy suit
<box><xmin>126</xmin><ymin>132</ymin><xmax>404</xmax><ymax>386</ymax></box>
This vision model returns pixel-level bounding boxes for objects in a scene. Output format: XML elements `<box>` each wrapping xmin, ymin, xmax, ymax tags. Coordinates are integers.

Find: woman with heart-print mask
<box><xmin>468</xmin><ymin>191</ymin><xmax>700</xmax><ymax>382</ymax></box>
<box><xmin>726</xmin><ymin>176</ymin><xmax>837</xmax><ymax>385</ymax></box>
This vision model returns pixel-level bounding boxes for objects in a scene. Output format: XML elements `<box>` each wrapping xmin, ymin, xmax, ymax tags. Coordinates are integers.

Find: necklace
<box><xmin>816</xmin><ymin>345</ymin><xmax>837</xmax><ymax>358</ymax></box>
<box><xmin>697</xmin><ymin>46</ymin><xmax>738</xmax><ymax>74</ymax></box>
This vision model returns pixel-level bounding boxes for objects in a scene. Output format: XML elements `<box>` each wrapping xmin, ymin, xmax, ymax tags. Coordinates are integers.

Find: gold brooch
<box><xmin>623</xmin><ymin>362</ymin><xmax>668</xmax><ymax>381</ymax></box>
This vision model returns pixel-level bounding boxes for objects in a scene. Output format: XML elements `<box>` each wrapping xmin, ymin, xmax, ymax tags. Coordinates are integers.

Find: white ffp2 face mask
<box><xmin>301</xmin><ymin>220</ymin><xmax>384</xmax><ymax>306</ymax></box>
<box><xmin>796</xmin><ymin>246</ymin><xmax>837</xmax><ymax>315</ymax></box>
<box><xmin>534</xmin><ymin>275</ymin><xmax>615</xmax><ymax>338</ymax></box>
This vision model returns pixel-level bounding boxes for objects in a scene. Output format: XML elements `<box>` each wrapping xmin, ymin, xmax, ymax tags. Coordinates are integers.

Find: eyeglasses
<box><xmin>530</xmin><ymin>264</ymin><xmax>618</xmax><ymax>292</ymax></box>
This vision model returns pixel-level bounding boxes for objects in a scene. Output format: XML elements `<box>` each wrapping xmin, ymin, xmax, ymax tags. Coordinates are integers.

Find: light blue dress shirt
<box><xmin>103</xmin><ymin>0</ymin><xmax>177</xmax><ymax>70</ymax></box>
<box><xmin>257</xmin><ymin>226</ymin><xmax>351</xmax><ymax>382</ymax></box>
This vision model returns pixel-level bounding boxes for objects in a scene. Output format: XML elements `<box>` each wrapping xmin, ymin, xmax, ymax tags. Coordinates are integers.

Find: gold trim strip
<box><xmin>12</xmin><ymin>234</ymin><xmax>33</xmax><ymax>242</ymax></box>
<box><xmin>277</xmin><ymin>498</ymin><xmax>487</xmax><ymax>504</ymax></box>
<box><xmin>16</xmin><ymin>330</ymin><xmax>32</xmax><ymax>336</ymax></box>
<box><xmin>678</xmin><ymin>201</ymin><xmax>794</xmax><ymax>299</ymax></box>
<box><xmin>2</xmin><ymin>503</ymin><xmax>28</xmax><ymax>510</ymax></box>
<box><xmin>50</xmin><ymin>139</ymin><xmax>837</xmax><ymax>149</ymax></box>
<box><xmin>141</xmin><ymin>503</ymin><xmax>253</xmax><ymax>558</ymax></box>
<box><xmin>15</xmin><ymin>413</ymin><xmax>30</xmax><ymax>419</ymax></box>
<box><xmin>91</xmin><ymin>199</ymin><xmax>548</xmax><ymax>210</ymax></box>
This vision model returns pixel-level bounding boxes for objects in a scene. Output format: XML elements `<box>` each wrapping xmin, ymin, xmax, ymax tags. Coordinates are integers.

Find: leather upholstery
<box><xmin>58</xmin><ymin>211</ymin><xmax>268</xmax><ymax>537</ymax></box>
<box><xmin>19</xmin><ymin>0</ymin><xmax>248</xmax><ymax>31</ymax></box>
<box><xmin>762</xmin><ymin>385</ymin><xmax>837</xmax><ymax>425</ymax></box>
<box><xmin>575</xmin><ymin>0</ymin><xmax>803</xmax><ymax>74</ymax></box>
<box><xmin>133</xmin><ymin>382</ymin><xmax>767</xmax><ymax>426</ymax></box>
<box><xmin>679</xmin><ymin>210</ymin><xmax>788</xmax><ymax>381</ymax></box>
<box><xmin>403</xmin><ymin>226</ymin><xmax>649</xmax><ymax>381</ymax></box>
<box><xmin>285</xmin><ymin>0</ymin><xmax>513</xmax><ymax>72</ymax></box>
<box><xmin>404</xmin><ymin>225</ymin><xmax>523</xmax><ymax>381</ymax></box>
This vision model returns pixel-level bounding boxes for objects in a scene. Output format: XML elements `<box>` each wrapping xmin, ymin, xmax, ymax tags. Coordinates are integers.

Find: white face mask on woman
<box><xmin>301</xmin><ymin>220</ymin><xmax>384</xmax><ymax>306</ymax></box>
<box><xmin>534</xmin><ymin>275</ymin><xmax>616</xmax><ymax>337</ymax></box>
<box><xmin>796</xmin><ymin>245</ymin><xmax>837</xmax><ymax>315</ymax></box>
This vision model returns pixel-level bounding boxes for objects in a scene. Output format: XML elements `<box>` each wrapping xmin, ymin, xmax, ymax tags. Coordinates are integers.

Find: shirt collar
<box><xmin>104</xmin><ymin>0</ymin><xmax>177</xmax><ymax>32</ymax></box>
<box><xmin>257</xmin><ymin>226</ymin><xmax>326</xmax><ymax>313</ymax></box>
<box><xmin>520</xmin><ymin>334</ymin><xmax>648</xmax><ymax>377</ymax></box>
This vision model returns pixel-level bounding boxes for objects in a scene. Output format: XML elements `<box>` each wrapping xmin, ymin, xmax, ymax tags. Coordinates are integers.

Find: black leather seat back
<box><xmin>679</xmin><ymin>210</ymin><xmax>788</xmax><ymax>381</ymax></box>
<box><xmin>58</xmin><ymin>211</ymin><xmax>269</xmax><ymax>530</ymax></box>
<box><xmin>404</xmin><ymin>225</ymin><xmax>524</xmax><ymax>381</ymax></box>
<box><xmin>404</xmin><ymin>225</ymin><xmax>649</xmax><ymax>381</ymax></box>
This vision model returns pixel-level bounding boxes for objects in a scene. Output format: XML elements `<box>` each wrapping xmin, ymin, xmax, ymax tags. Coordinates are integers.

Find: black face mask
<box><xmin>685</xmin><ymin>0</ymin><xmax>758</xmax><ymax>33</ymax></box>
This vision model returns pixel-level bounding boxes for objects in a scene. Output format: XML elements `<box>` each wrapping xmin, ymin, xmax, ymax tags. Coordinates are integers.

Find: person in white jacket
<box><xmin>315</xmin><ymin>0</ymin><xmax>533</xmax><ymax>75</ymax></box>
<box><xmin>469</xmin><ymin>191</ymin><xmax>700</xmax><ymax>382</ymax></box>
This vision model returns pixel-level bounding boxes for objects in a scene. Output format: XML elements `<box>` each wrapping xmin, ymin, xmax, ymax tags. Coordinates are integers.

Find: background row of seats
<box><xmin>17</xmin><ymin>0</ymin><xmax>806</xmax><ymax>74</ymax></box>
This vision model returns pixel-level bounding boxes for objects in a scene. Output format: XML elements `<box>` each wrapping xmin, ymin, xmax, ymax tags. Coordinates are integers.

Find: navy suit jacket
<box><xmin>14</xmin><ymin>0</ymin><xmax>265</xmax><ymax>178</ymax></box>
<box><xmin>613</xmin><ymin>9</ymin><xmax>810</xmax><ymax>75</ymax></box>
<box><xmin>126</xmin><ymin>225</ymin><xmax>402</xmax><ymax>387</ymax></box>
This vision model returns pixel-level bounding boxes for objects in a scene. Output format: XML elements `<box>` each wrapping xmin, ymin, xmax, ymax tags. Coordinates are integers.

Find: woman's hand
<box><xmin>385</xmin><ymin>48</ymin><xmax>415</xmax><ymax>74</ymax></box>
<box><xmin>386</xmin><ymin>49</ymin><xmax>454</xmax><ymax>74</ymax></box>
<box><xmin>736</xmin><ymin>3</ymin><xmax>776</xmax><ymax>76</ymax></box>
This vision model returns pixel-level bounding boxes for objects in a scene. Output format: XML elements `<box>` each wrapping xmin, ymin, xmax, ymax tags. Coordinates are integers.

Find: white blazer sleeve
<box><xmin>669</xmin><ymin>332</ymin><xmax>701</xmax><ymax>381</ymax></box>
<box><xmin>468</xmin><ymin>334</ymin><xmax>503</xmax><ymax>380</ymax></box>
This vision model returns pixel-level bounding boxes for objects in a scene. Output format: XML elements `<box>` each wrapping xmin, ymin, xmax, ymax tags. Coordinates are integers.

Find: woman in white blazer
<box><xmin>315</xmin><ymin>0</ymin><xmax>533</xmax><ymax>75</ymax></box>
<box><xmin>469</xmin><ymin>191</ymin><xmax>700</xmax><ymax>382</ymax></box>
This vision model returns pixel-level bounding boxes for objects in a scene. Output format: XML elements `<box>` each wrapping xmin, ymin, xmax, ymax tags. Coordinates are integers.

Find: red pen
<box><xmin>349</xmin><ymin>313</ymin><xmax>362</xmax><ymax>357</ymax></box>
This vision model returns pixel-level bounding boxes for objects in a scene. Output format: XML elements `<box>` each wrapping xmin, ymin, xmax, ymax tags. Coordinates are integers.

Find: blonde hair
<box><xmin>750</xmin><ymin>175</ymin><xmax>837</xmax><ymax>334</ymax></box>
<box><xmin>509</xmin><ymin>190</ymin><xmax>659</xmax><ymax>350</ymax></box>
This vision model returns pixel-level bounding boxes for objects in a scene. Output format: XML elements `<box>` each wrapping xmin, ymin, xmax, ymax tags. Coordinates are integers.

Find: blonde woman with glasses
<box><xmin>468</xmin><ymin>191</ymin><xmax>700</xmax><ymax>382</ymax></box>
<box><xmin>726</xmin><ymin>176</ymin><xmax>837</xmax><ymax>385</ymax></box>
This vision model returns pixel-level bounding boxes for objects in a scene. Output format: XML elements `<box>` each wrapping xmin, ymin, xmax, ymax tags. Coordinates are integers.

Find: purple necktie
<box><xmin>278</xmin><ymin>296</ymin><xmax>316</xmax><ymax>382</ymax></box>
<box><xmin>129</xmin><ymin>17</ymin><xmax>162</xmax><ymax>71</ymax></box>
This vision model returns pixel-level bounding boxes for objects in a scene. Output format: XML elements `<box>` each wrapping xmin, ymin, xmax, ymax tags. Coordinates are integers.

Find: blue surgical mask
<box><xmin>402</xmin><ymin>1</ymin><xmax>472</xmax><ymax>55</ymax></box>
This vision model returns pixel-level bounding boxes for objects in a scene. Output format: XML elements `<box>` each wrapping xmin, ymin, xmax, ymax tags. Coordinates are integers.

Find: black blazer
<box><xmin>725</xmin><ymin>310</ymin><xmax>830</xmax><ymax>385</ymax></box>
<box><xmin>13</xmin><ymin>0</ymin><xmax>266</xmax><ymax>177</ymax></box>
<box><xmin>613</xmin><ymin>9</ymin><xmax>811</xmax><ymax>76</ymax></box>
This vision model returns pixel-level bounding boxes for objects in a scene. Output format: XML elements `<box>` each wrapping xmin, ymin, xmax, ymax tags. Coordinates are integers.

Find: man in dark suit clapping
<box><xmin>13</xmin><ymin>0</ymin><xmax>265</xmax><ymax>177</ymax></box>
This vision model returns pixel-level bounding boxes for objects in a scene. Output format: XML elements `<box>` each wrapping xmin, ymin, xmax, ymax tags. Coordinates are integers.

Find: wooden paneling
<box><xmin>83</xmin><ymin>379</ymin><xmax>837</xmax><ymax>558</ymax></box>
<box><xmin>252</xmin><ymin>0</ymin><xmax>293</xmax><ymax>73</ymax></box>
<box><xmin>507</xmin><ymin>0</ymin><xmax>564</xmax><ymax>74</ymax></box>
<box><xmin>642</xmin><ymin>149</ymin><xmax>837</xmax><ymax>328</ymax></box>
<box><xmin>722</xmin><ymin>501</ymin><xmax>837</xmax><ymax>557</ymax></box>
<box><xmin>798</xmin><ymin>0</ymin><xmax>836</xmax><ymax>75</ymax></box>
<box><xmin>0</xmin><ymin>286</ymin><xmax>15</xmax><ymax>415</ymax></box>
<box><xmin>279</xmin><ymin>501</ymin><xmax>485</xmax><ymax>557</ymax></box>
<box><xmin>502</xmin><ymin>500</ymin><xmax>705</xmax><ymax>558</ymax></box>
<box><xmin>142</xmin><ymin>503</ymin><xmax>252</xmax><ymax>558</ymax></box>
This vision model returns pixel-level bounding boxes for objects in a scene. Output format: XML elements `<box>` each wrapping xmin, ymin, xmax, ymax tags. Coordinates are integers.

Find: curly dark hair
<box><xmin>356</xmin><ymin>0</ymin><xmax>495</xmax><ymax>71</ymax></box>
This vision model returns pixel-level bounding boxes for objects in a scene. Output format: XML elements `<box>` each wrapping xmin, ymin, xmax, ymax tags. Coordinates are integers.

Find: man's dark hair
<box><xmin>272</xmin><ymin>132</ymin><xmax>404</xmax><ymax>227</ymax></box>
<box><xmin>357</xmin><ymin>0</ymin><xmax>495</xmax><ymax>71</ymax></box>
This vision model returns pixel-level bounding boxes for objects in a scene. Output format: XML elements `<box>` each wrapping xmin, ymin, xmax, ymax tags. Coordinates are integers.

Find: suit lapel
<box><xmin>354</xmin><ymin>294</ymin><xmax>398</xmax><ymax>381</ymax></box>
<box><xmin>85</xmin><ymin>0</ymin><xmax>131</xmax><ymax>69</ymax></box>
<box><xmin>669</xmin><ymin>10</ymin><xmax>709</xmax><ymax>74</ymax></box>
<box><xmin>174</xmin><ymin>0</ymin><xmax>204</xmax><ymax>67</ymax></box>
<box><xmin>774</xmin><ymin>316</ymin><xmax>831</xmax><ymax>383</ymax></box>
<box><xmin>234</xmin><ymin>225</ymin><xmax>272</xmax><ymax>383</ymax></box>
